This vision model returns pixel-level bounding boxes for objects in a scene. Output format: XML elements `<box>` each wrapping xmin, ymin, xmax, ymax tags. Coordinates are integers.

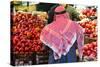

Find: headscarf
<box><xmin>40</xmin><ymin>5</ymin><xmax>84</xmax><ymax>60</ymax></box>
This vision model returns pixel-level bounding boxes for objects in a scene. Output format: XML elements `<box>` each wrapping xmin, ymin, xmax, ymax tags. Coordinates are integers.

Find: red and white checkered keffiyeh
<box><xmin>40</xmin><ymin>6</ymin><xmax>84</xmax><ymax>60</ymax></box>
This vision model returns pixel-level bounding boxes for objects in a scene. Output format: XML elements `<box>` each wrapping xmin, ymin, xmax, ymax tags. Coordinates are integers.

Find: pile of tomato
<box><xmin>12</xmin><ymin>12</ymin><xmax>46</xmax><ymax>56</ymax></box>
<box><xmin>83</xmin><ymin>42</ymin><xmax>97</xmax><ymax>59</ymax></box>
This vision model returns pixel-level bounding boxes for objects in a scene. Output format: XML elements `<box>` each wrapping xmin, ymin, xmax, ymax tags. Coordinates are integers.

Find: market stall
<box><xmin>11</xmin><ymin>1</ymin><xmax>50</xmax><ymax>66</ymax></box>
<box><xmin>11</xmin><ymin>1</ymin><xmax>98</xmax><ymax>66</ymax></box>
<box><xmin>77</xmin><ymin>6</ymin><xmax>97</xmax><ymax>61</ymax></box>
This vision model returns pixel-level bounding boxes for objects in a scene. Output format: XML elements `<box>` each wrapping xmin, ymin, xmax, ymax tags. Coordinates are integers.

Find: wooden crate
<box><xmin>84</xmin><ymin>35</ymin><xmax>97</xmax><ymax>44</ymax></box>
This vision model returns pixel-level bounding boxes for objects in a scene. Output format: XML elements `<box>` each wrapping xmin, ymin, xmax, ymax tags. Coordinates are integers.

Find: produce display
<box><xmin>83</xmin><ymin>42</ymin><xmax>97</xmax><ymax>60</ymax></box>
<box><xmin>77</xmin><ymin>6</ymin><xmax>97</xmax><ymax>61</ymax></box>
<box><xmin>11</xmin><ymin>1</ymin><xmax>98</xmax><ymax>65</ymax></box>
<box><xmin>79</xmin><ymin>20</ymin><xmax>97</xmax><ymax>38</ymax></box>
<box><xmin>78</xmin><ymin>6</ymin><xmax>97</xmax><ymax>39</ymax></box>
<box><xmin>82</xmin><ymin>8</ymin><xmax>96</xmax><ymax>17</ymax></box>
<box><xmin>12</xmin><ymin>12</ymin><xmax>46</xmax><ymax>56</ymax></box>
